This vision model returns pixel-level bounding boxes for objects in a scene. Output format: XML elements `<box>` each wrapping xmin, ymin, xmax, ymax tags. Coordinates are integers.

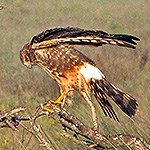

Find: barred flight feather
<box><xmin>31</xmin><ymin>27</ymin><xmax>140</xmax><ymax>50</ymax></box>
<box><xmin>89</xmin><ymin>79</ymin><xmax>119</xmax><ymax>121</ymax></box>
<box><xmin>89</xmin><ymin>78</ymin><xmax>138</xmax><ymax>120</ymax></box>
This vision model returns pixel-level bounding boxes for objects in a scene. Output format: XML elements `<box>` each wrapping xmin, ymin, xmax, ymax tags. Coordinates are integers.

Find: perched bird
<box><xmin>20</xmin><ymin>27</ymin><xmax>140</xmax><ymax>130</ymax></box>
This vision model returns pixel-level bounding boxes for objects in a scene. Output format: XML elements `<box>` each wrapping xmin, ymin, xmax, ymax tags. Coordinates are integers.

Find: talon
<box><xmin>50</xmin><ymin>90</ymin><xmax>66</xmax><ymax>105</ymax></box>
<box><xmin>45</xmin><ymin>103</ymin><xmax>51</xmax><ymax>107</ymax></box>
<box><xmin>43</xmin><ymin>107</ymin><xmax>54</xmax><ymax>113</ymax></box>
<box><xmin>41</xmin><ymin>90</ymin><xmax>66</xmax><ymax>114</ymax></box>
<box><xmin>42</xmin><ymin>102</ymin><xmax>55</xmax><ymax>114</ymax></box>
<box><xmin>51</xmin><ymin>99</ymin><xmax>62</xmax><ymax>105</ymax></box>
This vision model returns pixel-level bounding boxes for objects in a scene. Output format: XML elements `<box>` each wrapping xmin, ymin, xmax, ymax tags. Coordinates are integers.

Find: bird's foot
<box><xmin>50</xmin><ymin>97</ymin><xmax>63</xmax><ymax>105</ymax></box>
<box><xmin>42</xmin><ymin>96</ymin><xmax>63</xmax><ymax>114</ymax></box>
<box><xmin>42</xmin><ymin>106</ymin><xmax>55</xmax><ymax>114</ymax></box>
<box><xmin>42</xmin><ymin>102</ymin><xmax>55</xmax><ymax>114</ymax></box>
<box><xmin>42</xmin><ymin>90</ymin><xmax>70</xmax><ymax>114</ymax></box>
<box><xmin>50</xmin><ymin>90</ymin><xmax>66</xmax><ymax>105</ymax></box>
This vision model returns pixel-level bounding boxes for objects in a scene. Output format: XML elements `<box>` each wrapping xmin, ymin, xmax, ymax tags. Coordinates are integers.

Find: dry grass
<box><xmin>0</xmin><ymin>0</ymin><xmax>150</xmax><ymax>149</ymax></box>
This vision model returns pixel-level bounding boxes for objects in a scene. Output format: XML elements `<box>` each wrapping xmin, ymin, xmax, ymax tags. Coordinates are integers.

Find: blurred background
<box><xmin>0</xmin><ymin>0</ymin><xmax>149</xmax><ymax>149</ymax></box>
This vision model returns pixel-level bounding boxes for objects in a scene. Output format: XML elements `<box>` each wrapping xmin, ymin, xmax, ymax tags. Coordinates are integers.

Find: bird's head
<box><xmin>20</xmin><ymin>43</ymin><xmax>35</xmax><ymax>69</ymax></box>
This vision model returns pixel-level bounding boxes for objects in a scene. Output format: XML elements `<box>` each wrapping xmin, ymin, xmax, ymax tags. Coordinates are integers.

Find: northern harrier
<box><xmin>20</xmin><ymin>27</ymin><xmax>140</xmax><ymax>130</ymax></box>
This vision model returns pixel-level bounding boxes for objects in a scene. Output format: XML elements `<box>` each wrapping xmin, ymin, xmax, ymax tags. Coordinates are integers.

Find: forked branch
<box><xmin>0</xmin><ymin>105</ymin><xmax>149</xmax><ymax>149</ymax></box>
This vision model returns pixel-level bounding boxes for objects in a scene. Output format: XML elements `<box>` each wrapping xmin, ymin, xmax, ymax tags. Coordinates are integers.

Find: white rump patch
<box><xmin>80</xmin><ymin>63</ymin><xmax>104</xmax><ymax>81</ymax></box>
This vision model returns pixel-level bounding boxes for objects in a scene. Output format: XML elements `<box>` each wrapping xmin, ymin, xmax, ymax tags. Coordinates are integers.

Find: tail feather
<box><xmin>30</xmin><ymin>27</ymin><xmax>140</xmax><ymax>50</ymax></box>
<box><xmin>89</xmin><ymin>78</ymin><xmax>138</xmax><ymax>120</ymax></box>
<box><xmin>101</xmin><ymin>78</ymin><xmax>138</xmax><ymax>117</ymax></box>
<box><xmin>90</xmin><ymin>79</ymin><xmax>119</xmax><ymax>121</ymax></box>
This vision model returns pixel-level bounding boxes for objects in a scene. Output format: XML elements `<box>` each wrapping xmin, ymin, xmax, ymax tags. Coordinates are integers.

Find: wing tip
<box><xmin>110</xmin><ymin>34</ymin><xmax>140</xmax><ymax>48</ymax></box>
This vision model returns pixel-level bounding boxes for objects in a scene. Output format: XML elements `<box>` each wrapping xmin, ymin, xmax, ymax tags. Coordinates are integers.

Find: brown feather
<box><xmin>89</xmin><ymin>78</ymin><xmax>138</xmax><ymax>119</ymax></box>
<box><xmin>31</xmin><ymin>27</ymin><xmax>140</xmax><ymax>50</ymax></box>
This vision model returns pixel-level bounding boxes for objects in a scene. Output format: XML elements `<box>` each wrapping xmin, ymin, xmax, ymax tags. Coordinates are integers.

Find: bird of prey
<box><xmin>20</xmin><ymin>27</ymin><xmax>140</xmax><ymax>130</ymax></box>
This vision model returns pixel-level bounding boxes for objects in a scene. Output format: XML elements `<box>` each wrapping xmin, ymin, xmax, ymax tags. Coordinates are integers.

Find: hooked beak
<box><xmin>28</xmin><ymin>64</ymin><xmax>32</xmax><ymax>69</ymax></box>
<box><xmin>24</xmin><ymin>63</ymin><xmax>32</xmax><ymax>69</ymax></box>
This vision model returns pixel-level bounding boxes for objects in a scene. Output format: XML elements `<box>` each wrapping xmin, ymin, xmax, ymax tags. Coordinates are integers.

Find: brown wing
<box><xmin>30</xmin><ymin>27</ymin><xmax>140</xmax><ymax>50</ymax></box>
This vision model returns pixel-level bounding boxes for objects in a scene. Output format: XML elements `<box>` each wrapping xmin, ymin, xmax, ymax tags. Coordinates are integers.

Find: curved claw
<box><xmin>50</xmin><ymin>91</ymin><xmax>66</xmax><ymax>105</ymax></box>
<box><xmin>43</xmin><ymin>107</ymin><xmax>54</xmax><ymax>113</ymax></box>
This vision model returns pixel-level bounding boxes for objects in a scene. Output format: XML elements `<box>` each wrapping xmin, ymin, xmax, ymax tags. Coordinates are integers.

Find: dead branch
<box><xmin>0</xmin><ymin>107</ymin><xmax>26</xmax><ymax>130</ymax></box>
<box><xmin>0</xmin><ymin>107</ymin><xmax>53</xmax><ymax>150</ymax></box>
<box><xmin>0</xmin><ymin>106</ymin><xmax>149</xmax><ymax>150</ymax></box>
<box><xmin>49</xmin><ymin>103</ymin><xmax>150</xmax><ymax>149</ymax></box>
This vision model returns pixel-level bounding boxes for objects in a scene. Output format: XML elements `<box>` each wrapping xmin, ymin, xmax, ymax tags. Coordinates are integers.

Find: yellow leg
<box><xmin>43</xmin><ymin>107</ymin><xmax>54</xmax><ymax>113</ymax></box>
<box><xmin>50</xmin><ymin>90</ymin><xmax>66</xmax><ymax>105</ymax></box>
<box><xmin>43</xmin><ymin>91</ymin><xmax>66</xmax><ymax>113</ymax></box>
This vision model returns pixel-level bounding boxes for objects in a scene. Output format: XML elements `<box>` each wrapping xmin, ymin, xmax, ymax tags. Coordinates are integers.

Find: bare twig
<box><xmin>0</xmin><ymin>107</ymin><xmax>26</xmax><ymax>130</ymax></box>
<box><xmin>0</xmin><ymin>106</ymin><xmax>149</xmax><ymax>150</ymax></box>
<box><xmin>49</xmin><ymin>103</ymin><xmax>149</xmax><ymax>149</ymax></box>
<box><xmin>0</xmin><ymin>107</ymin><xmax>25</xmax><ymax>119</ymax></box>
